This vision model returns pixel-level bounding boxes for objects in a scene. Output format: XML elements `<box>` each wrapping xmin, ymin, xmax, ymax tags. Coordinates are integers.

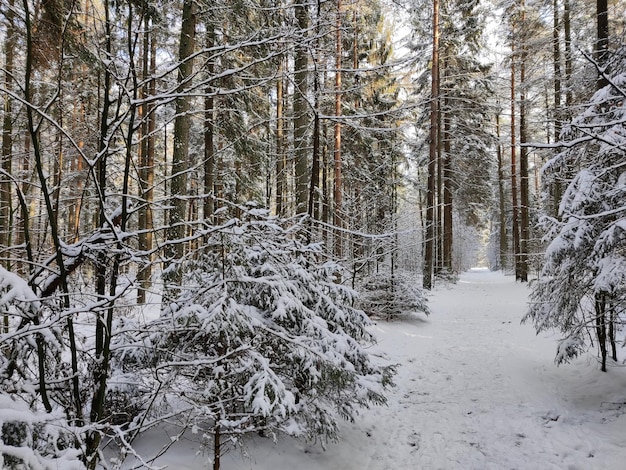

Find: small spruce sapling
<box><xmin>134</xmin><ymin>207</ymin><xmax>395</xmax><ymax>467</ymax></box>
<box><xmin>359</xmin><ymin>270</ymin><xmax>430</xmax><ymax>320</ymax></box>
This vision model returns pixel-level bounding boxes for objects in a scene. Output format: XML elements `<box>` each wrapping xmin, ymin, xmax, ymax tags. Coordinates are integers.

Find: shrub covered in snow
<box><xmin>359</xmin><ymin>270</ymin><xmax>430</xmax><ymax>320</ymax></box>
<box><xmin>0</xmin><ymin>267</ymin><xmax>86</xmax><ymax>469</ymax></box>
<box><xmin>121</xmin><ymin>209</ymin><xmax>395</xmax><ymax>464</ymax></box>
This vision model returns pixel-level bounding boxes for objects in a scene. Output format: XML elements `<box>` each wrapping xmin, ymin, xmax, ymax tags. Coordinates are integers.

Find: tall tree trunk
<box><xmin>609</xmin><ymin>304</ymin><xmax>617</xmax><ymax>362</ymax></box>
<box><xmin>519</xmin><ymin>3</ymin><xmax>529</xmax><ymax>282</ymax></box>
<box><xmin>496</xmin><ymin>110</ymin><xmax>508</xmax><ymax>271</ymax></box>
<box><xmin>22</xmin><ymin>0</ymin><xmax>64</xmax><ymax>422</ymax></box>
<box><xmin>294</xmin><ymin>0</ymin><xmax>309</xmax><ymax>214</ymax></box>
<box><xmin>137</xmin><ymin>17</ymin><xmax>155</xmax><ymax>304</ymax></box>
<box><xmin>334</xmin><ymin>0</ymin><xmax>343</xmax><ymax>256</ymax></box>
<box><xmin>595</xmin><ymin>293</ymin><xmax>607</xmax><ymax>372</ymax></box>
<box><xmin>1</xmin><ymin>0</ymin><xmax>15</xmax><ymax>278</ymax></box>
<box><xmin>436</xmin><ymin>82</ymin><xmax>443</xmax><ymax>274</ymax></box>
<box><xmin>309</xmin><ymin>2</ymin><xmax>323</xmax><ymax>221</ymax></box>
<box><xmin>550</xmin><ymin>0</ymin><xmax>563</xmax><ymax>217</ymax></box>
<box><xmin>275</xmin><ymin>56</ymin><xmax>286</xmax><ymax>216</ymax></box>
<box><xmin>596</xmin><ymin>0</ymin><xmax>609</xmax><ymax>89</ymax></box>
<box><xmin>15</xmin><ymin>133</ymin><xmax>31</xmax><ymax>275</ymax></box>
<box><xmin>423</xmin><ymin>0</ymin><xmax>439</xmax><ymax>290</ymax></box>
<box><xmin>165</xmin><ymin>0</ymin><xmax>196</xmax><ymax>290</ymax></box>
<box><xmin>204</xmin><ymin>25</ymin><xmax>216</xmax><ymax>221</ymax></box>
<box><xmin>510</xmin><ymin>37</ymin><xmax>521</xmax><ymax>280</ymax></box>
<box><xmin>564</xmin><ymin>0</ymin><xmax>572</xmax><ymax>107</ymax></box>
<box><xmin>309</xmin><ymin>99</ymin><xmax>321</xmax><ymax>219</ymax></box>
<box><xmin>553</xmin><ymin>0</ymin><xmax>562</xmax><ymax>139</ymax></box>
<box><xmin>90</xmin><ymin>5</ymin><xmax>139</xmax><ymax>466</ymax></box>
<box><xmin>442</xmin><ymin>96</ymin><xmax>452</xmax><ymax>273</ymax></box>
<box><xmin>322</xmin><ymin>120</ymin><xmax>329</xmax><ymax>226</ymax></box>
<box><xmin>595</xmin><ymin>0</ymin><xmax>610</xmax><ymax>374</ymax></box>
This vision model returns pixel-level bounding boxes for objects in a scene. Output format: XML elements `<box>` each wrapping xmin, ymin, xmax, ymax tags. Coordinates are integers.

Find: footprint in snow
<box><xmin>407</xmin><ymin>431</ymin><xmax>421</xmax><ymax>451</ymax></box>
<box><xmin>541</xmin><ymin>410</ymin><xmax>560</xmax><ymax>426</ymax></box>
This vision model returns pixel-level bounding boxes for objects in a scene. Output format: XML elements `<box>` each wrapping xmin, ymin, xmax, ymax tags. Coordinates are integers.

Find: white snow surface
<box><xmin>125</xmin><ymin>269</ymin><xmax>626</xmax><ymax>469</ymax></box>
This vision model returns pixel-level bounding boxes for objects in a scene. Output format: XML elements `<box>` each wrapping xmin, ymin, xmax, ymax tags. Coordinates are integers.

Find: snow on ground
<box><xmin>127</xmin><ymin>269</ymin><xmax>626</xmax><ymax>469</ymax></box>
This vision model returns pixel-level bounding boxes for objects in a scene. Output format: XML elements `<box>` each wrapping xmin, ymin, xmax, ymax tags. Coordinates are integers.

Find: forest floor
<box><xmin>127</xmin><ymin>269</ymin><xmax>626</xmax><ymax>469</ymax></box>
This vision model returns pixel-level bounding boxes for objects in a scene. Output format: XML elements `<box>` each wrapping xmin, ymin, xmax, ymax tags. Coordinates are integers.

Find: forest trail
<box><xmin>136</xmin><ymin>269</ymin><xmax>626</xmax><ymax>469</ymax></box>
<box><xmin>354</xmin><ymin>268</ymin><xmax>626</xmax><ymax>470</ymax></box>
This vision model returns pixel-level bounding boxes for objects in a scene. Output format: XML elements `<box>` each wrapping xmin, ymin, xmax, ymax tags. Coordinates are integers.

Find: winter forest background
<box><xmin>0</xmin><ymin>0</ymin><xmax>625</xmax><ymax>468</ymax></box>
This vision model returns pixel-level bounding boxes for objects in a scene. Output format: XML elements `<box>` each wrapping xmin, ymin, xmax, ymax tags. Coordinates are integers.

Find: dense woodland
<box><xmin>0</xmin><ymin>0</ymin><xmax>625</xmax><ymax>468</ymax></box>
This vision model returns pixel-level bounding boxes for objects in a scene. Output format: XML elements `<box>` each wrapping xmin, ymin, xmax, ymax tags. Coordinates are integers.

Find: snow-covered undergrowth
<box><xmin>109</xmin><ymin>212</ymin><xmax>395</xmax><ymax>467</ymax></box>
<box><xmin>123</xmin><ymin>268</ymin><xmax>626</xmax><ymax>469</ymax></box>
<box><xmin>0</xmin><ymin>211</ymin><xmax>395</xmax><ymax>469</ymax></box>
<box><xmin>359</xmin><ymin>270</ymin><xmax>430</xmax><ymax>320</ymax></box>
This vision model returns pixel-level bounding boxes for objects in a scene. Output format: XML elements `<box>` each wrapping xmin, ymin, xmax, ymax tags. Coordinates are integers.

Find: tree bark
<box><xmin>294</xmin><ymin>0</ymin><xmax>310</xmax><ymax>215</ymax></box>
<box><xmin>1</xmin><ymin>0</ymin><xmax>15</xmax><ymax>280</ymax></box>
<box><xmin>564</xmin><ymin>0</ymin><xmax>572</xmax><ymax>107</ymax></box>
<box><xmin>442</xmin><ymin>95</ymin><xmax>452</xmax><ymax>273</ymax></box>
<box><xmin>423</xmin><ymin>0</ymin><xmax>439</xmax><ymax>290</ymax></box>
<box><xmin>495</xmin><ymin>110</ymin><xmax>508</xmax><ymax>271</ymax></box>
<box><xmin>334</xmin><ymin>0</ymin><xmax>343</xmax><ymax>256</ymax></box>
<box><xmin>137</xmin><ymin>17</ymin><xmax>155</xmax><ymax>304</ymax></box>
<box><xmin>553</xmin><ymin>0</ymin><xmax>562</xmax><ymax>141</ymax></box>
<box><xmin>165</xmin><ymin>0</ymin><xmax>196</xmax><ymax>290</ymax></box>
<box><xmin>519</xmin><ymin>3</ymin><xmax>529</xmax><ymax>282</ymax></box>
<box><xmin>510</xmin><ymin>35</ymin><xmax>521</xmax><ymax>281</ymax></box>
<box><xmin>275</xmin><ymin>56</ymin><xmax>286</xmax><ymax>216</ymax></box>
<box><xmin>596</xmin><ymin>0</ymin><xmax>609</xmax><ymax>89</ymax></box>
<box><xmin>595</xmin><ymin>293</ymin><xmax>607</xmax><ymax>372</ymax></box>
<box><xmin>204</xmin><ymin>24</ymin><xmax>216</xmax><ymax>221</ymax></box>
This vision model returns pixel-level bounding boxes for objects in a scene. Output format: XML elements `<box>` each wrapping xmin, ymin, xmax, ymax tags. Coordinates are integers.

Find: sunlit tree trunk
<box><xmin>165</xmin><ymin>0</ymin><xmax>196</xmax><ymax>289</ymax></box>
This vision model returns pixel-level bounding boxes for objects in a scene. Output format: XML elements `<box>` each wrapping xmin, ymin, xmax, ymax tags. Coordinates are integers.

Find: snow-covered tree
<box><xmin>118</xmin><ymin>207</ymin><xmax>395</xmax><ymax>468</ymax></box>
<box><xmin>359</xmin><ymin>270</ymin><xmax>430</xmax><ymax>320</ymax></box>
<box><xmin>525</xmin><ymin>70</ymin><xmax>626</xmax><ymax>371</ymax></box>
<box><xmin>0</xmin><ymin>266</ymin><xmax>86</xmax><ymax>469</ymax></box>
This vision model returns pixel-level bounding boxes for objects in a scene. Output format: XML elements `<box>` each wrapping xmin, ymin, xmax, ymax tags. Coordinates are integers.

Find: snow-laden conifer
<box><xmin>359</xmin><ymin>271</ymin><xmax>430</xmax><ymax>320</ymax></box>
<box><xmin>124</xmin><ymin>207</ymin><xmax>395</xmax><ymax>463</ymax></box>
<box><xmin>525</xmin><ymin>71</ymin><xmax>626</xmax><ymax>371</ymax></box>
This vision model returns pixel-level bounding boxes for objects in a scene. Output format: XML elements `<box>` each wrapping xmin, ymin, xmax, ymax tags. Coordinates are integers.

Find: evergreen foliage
<box><xmin>525</xmin><ymin>71</ymin><xmax>626</xmax><ymax>369</ymax></box>
<box><xmin>359</xmin><ymin>270</ymin><xmax>430</xmax><ymax>320</ymax></box>
<box><xmin>123</xmin><ymin>207</ymin><xmax>395</xmax><ymax>456</ymax></box>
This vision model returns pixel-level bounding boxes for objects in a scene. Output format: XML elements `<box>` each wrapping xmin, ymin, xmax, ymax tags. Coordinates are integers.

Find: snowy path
<box><xmin>356</xmin><ymin>269</ymin><xmax>626</xmax><ymax>470</ymax></box>
<box><xmin>137</xmin><ymin>269</ymin><xmax>626</xmax><ymax>469</ymax></box>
